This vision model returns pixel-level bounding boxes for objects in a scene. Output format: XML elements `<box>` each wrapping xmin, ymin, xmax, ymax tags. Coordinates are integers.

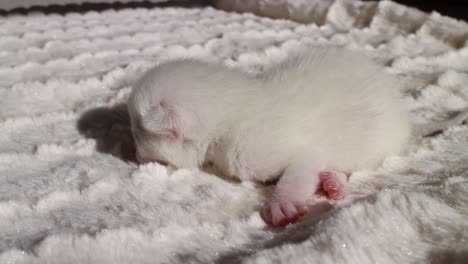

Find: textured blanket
<box><xmin>1</xmin><ymin>1</ymin><xmax>468</xmax><ymax>263</ymax></box>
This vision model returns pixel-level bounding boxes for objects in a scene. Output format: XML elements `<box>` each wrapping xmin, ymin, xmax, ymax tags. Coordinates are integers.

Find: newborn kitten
<box><xmin>128</xmin><ymin>47</ymin><xmax>410</xmax><ymax>227</ymax></box>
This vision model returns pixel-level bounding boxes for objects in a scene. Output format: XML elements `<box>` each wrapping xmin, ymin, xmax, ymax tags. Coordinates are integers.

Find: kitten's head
<box><xmin>128</xmin><ymin>90</ymin><xmax>204</xmax><ymax>169</ymax></box>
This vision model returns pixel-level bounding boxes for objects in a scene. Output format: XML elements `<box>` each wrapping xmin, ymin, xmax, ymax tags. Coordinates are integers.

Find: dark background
<box><xmin>390</xmin><ymin>0</ymin><xmax>468</xmax><ymax>22</ymax></box>
<box><xmin>0</xmin><ymin>0</ymin><xmax>467</xmax><ymax>22</ymax></box>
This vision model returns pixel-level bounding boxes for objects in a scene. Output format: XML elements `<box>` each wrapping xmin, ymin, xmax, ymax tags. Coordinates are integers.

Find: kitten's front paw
<box><xmin>260</xmin><ymin>201</ymin><xmax>308</xmax><ymax>227</ymax></box>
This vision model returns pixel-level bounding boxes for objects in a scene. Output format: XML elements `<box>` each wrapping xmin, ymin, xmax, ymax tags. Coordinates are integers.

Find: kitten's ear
<box><xmin>142</xmin><ymin>100</ymin><xmax>193</xmax><ymax>141</ymax></box>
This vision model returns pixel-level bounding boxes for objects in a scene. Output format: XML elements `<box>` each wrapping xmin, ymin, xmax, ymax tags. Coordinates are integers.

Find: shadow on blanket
<box><xmin>428</xmin><ymin>248</ymin><xmax>468</xmax><ymax>264</ymax></box>
<box><xmin>212</xmin><ymin>204</ymin><xmax>334</xmax><ymax>264</ymax></box>
<box><xmin>77</xmin><ymin>104</ymin><xmax>137</xmax><ymax>163</ymax></box>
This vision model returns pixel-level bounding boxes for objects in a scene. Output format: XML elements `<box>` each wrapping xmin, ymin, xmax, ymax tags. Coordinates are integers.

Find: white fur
<box><xmin>129</xmin><ymin>47</ymin><xmax>410</xmax><ymax>180</ymax></box>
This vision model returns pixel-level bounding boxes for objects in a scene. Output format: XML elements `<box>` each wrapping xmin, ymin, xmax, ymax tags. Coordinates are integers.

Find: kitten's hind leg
<box><xmin>261</xmin><ymin>161</ymin><xmax>347</xmax><ymax>227</ymax></box>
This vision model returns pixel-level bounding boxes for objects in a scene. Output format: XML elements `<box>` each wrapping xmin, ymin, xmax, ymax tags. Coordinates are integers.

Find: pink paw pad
<box><xmin>261</xmin><ymin>201</ymin><xmax>308</xmax><ymax>227</ymax></box>
<box><xmin>318</xmin><ymin>171</ymin><xmax>346</xmax><ymax>200</ymax></box>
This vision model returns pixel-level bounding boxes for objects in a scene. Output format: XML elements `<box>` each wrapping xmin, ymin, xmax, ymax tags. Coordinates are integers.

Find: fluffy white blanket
<box><xmin>1</xmin><ymin>1</ymin><xmax>467</xmax><ymax>263</ymax></box>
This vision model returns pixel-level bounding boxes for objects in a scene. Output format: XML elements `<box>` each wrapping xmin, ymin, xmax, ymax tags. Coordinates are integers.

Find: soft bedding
<box><xmin>0</xmin><ymin>0</ymin><xmax>467</xmax><ymax>263</ymax></box>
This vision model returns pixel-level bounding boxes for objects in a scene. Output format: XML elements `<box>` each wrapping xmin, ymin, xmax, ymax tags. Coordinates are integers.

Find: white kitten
<box><xmin>128</xmin><ymin>47</ymin><xmax>410</xmax><ymax>227</ymax></box>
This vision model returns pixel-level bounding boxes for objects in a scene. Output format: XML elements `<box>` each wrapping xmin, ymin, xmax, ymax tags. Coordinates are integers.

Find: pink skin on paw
<box><xmin>317</xmin><ymin>171</ymin><xmax>346</xmax><ymax>200</ymax></box>
<box><xmin>260</xmin><ymin>201</ymin><xmax>308</xmax><ymax>227</ymax></box>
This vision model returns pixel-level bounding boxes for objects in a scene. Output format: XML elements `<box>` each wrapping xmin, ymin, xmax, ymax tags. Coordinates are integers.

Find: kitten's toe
<box><xmin>261</xmin><ymin>201</ymin><xmax>308</xmax><ymax>227</ymax></box>
<box><xmin>318</xmin><ymin>171</ymin><xmax>346</xmax><ymax>200</ymax></box>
